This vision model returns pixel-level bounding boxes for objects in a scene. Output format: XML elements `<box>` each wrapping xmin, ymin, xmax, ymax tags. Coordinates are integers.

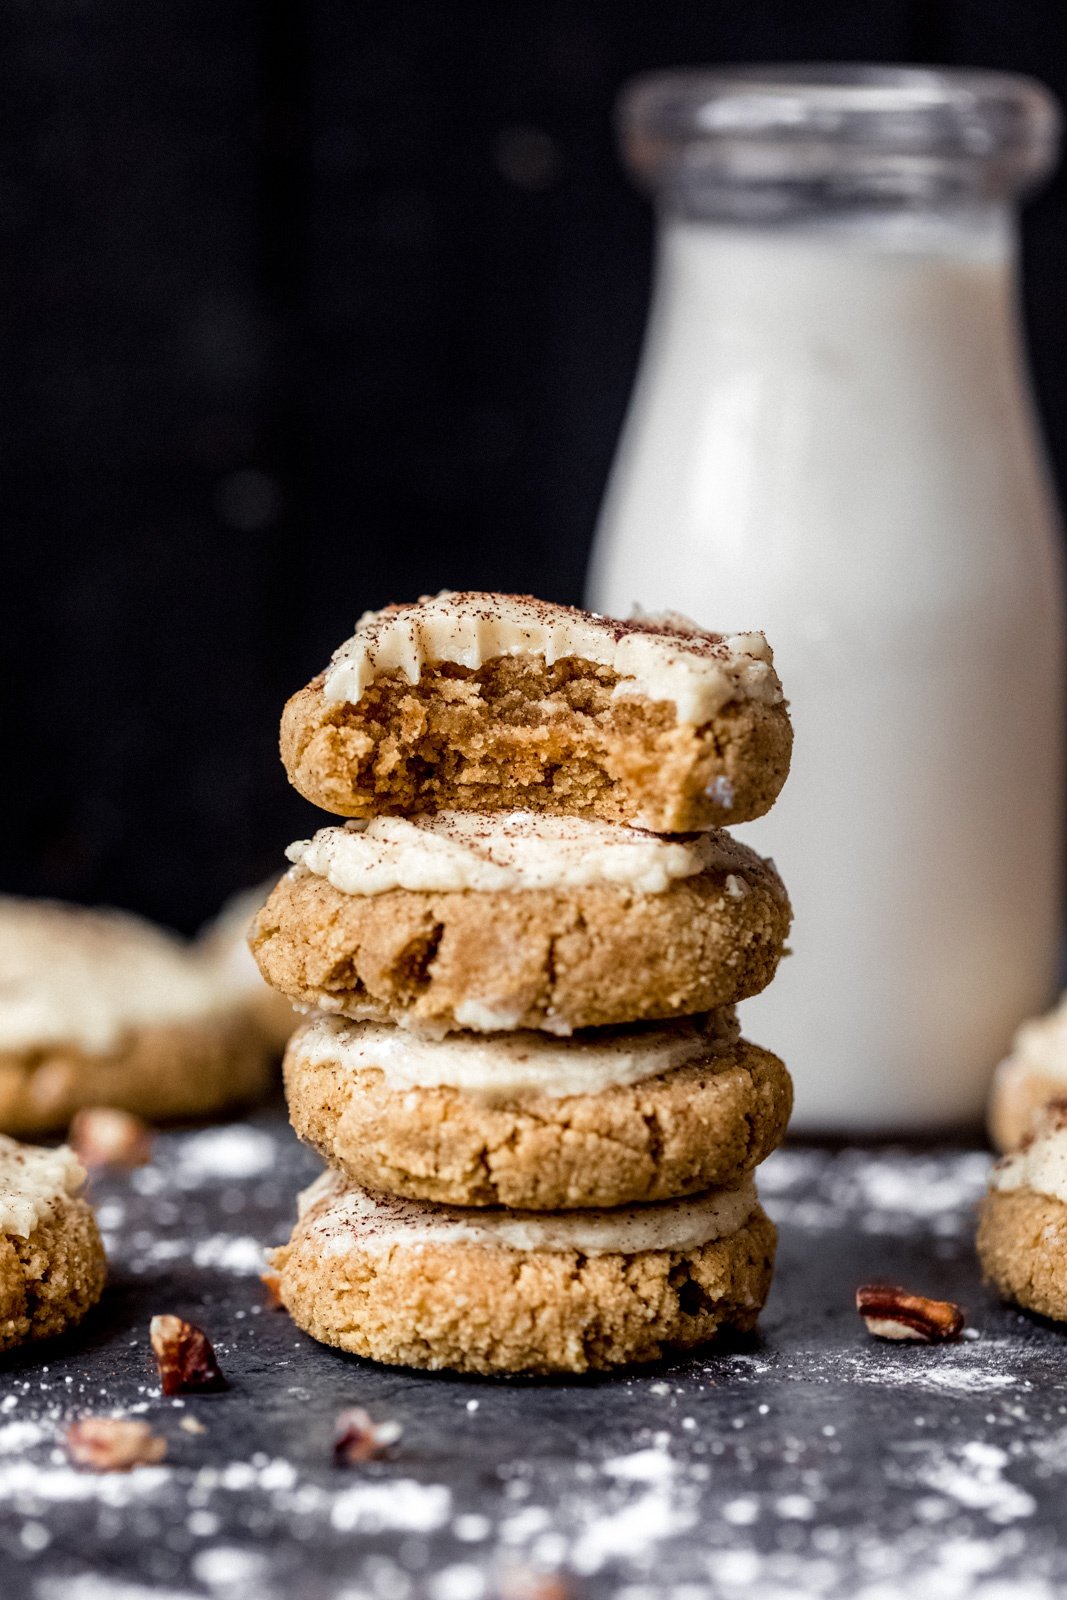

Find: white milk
<box><xmin>589</xmin><ymin>214</ymin><xmax>1065</xmax><ymax>1131</ymax></box>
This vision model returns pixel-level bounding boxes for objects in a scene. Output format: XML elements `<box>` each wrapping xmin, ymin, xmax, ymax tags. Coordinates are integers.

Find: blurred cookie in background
<box><xmin>0</xmin><ymin>897</ymin><xmax>274</xmax><ymax>1136</ymax></box>
<box><xmin>196</xmin><ymin>880</ymin><xmax>298</xmax><ymax>1053</ymax></box>
<box><xmin>988</xmin><ymin>993</ymin><xmax>1067</xmax><ymax>1152</ymax></box>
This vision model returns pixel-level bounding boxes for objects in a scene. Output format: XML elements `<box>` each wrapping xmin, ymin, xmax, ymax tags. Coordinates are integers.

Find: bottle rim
<box><xmin>619</xmin><ymin>64</ymin><xmax>1061</xmax><ymax>214</ymax></box>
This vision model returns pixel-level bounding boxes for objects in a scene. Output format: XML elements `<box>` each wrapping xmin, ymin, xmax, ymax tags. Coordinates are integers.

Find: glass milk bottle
<box><xmin>588</xmin><ymin>67</ymin><xmax>1065</xmax><ymax>1132</ymax></box>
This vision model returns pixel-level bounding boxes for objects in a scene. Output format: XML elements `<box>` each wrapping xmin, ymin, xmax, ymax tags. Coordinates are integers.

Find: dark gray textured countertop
<box><xmin>1</xmin><ymin>1109</ymin><xmax>1063</xmax><ymax>1600</ymax></box>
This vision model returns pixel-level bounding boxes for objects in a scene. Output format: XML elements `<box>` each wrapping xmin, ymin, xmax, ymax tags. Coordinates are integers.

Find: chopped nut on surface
<box><xmin>333</xmin><ymin>1407</ymin><xmax>403</xmax><ymax>1465</ymax></box>
<box><xmin>66</xmin><ymin>1417</ymin><xmax>167</xmax><ymax>1471</ymax></box>
<box><xmin>856</xmin><ymin>1284</ymin><xmax>965</xmax><ymax>1343</ymax></box>
<box><xmin>178</xmin><ymin>1416</ymin><xmax>207</xmax><ymax>1435</ymax></box>
<box><xmin>498</xmin><ymin>1571</ymin><xmax>576</xmax><ymax>1600</ymax></box>
<box><xmin>69</xmin><ymin>1106</ymin><xmax>154</xmax><ymax>1170</ymax></box>
<box><xmin>150</xmin><ymin>1315</ymin><xmax>227</xmax><ymax>1395</ymax></box>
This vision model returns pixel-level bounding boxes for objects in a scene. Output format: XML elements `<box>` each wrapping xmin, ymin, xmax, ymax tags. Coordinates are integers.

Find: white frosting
<box><xmin>991</xmin><ymin>1114</ymin><xmax>1067</xmax><ymax>1205</ymax></box>
<box><xmin>321</xmin><ymin>591</ymin><xmax>782</xmax><ymax>725</ymax></box>
<box><xmin>996</xmin><ymin>993</ymin><xmax>1067</xmax><ymax>1088</ymax></box>
<box><xmin>285</xmin><ymin>811</ymin><xmax>745</xmax><ymax>897</ymax></box>
<box><xmin>297</xmin><ymin>1168</ymin><xmax>758</xmax><ymax>1256</ymax></box>
<box><xmin>0</xmin><ymin>898</ymin><xmax>233</xmax><ymax>1054</ymax></box>
<box><xmin>292</xmin><ymin>1012</ymin><xmax>737</xmax><ymax>1099</ymax></box>
<box><xmin>0</xmin><ymin>1135</ymin><xmax>86</xmax><ymax>1238</ymax></box>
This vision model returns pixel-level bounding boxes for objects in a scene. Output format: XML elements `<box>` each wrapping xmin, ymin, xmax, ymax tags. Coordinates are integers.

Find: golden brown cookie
<box><xmin>0</xmin><ymin>1136</ymin><xmax>107</xmax><ymax>1351</ymax></box>
<box><xmin>269</xmin><ymin>1169</ymin><xmax>776</xmax><ymax>1375</ymax></box>
<box><xmin>250</xmin><ymin>820</ymin><xmax>791</xmax><ymax>1035</ymax></box>
<box><xmin>284</xmin><ymin>1012</ymin><xmax>792</xmax><ymax>1209</ymax></box>
<box><xmin>978</xmin><ymin>1104</ymin><xmax>1067</xmax><ymax>1321</ymax></box>
<box><xmin>0</xmin><ymin>898</ymin><xmax>274</xmax><ymax>1135</ymax></box>
<box><xmin>280</xmin><ymin>593</ymin><xmax>791</xmax><ymax>832</ymax></box>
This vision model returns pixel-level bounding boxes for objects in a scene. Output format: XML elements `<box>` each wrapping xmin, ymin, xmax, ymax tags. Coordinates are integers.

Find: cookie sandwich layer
<box><xmin>285</xmin><ymin>1012</ymin><xmax>792</xmax><ymax>1208</ymax></box>
<box><xmin>270</xmin><ymin>1169</ymin><xmax>776</xmax><ymax>1374</ymax></box>
<box><xmin>251</xmin><ymin>814</ymin><xmax>791</xmax><ymax>1035</ymax></box>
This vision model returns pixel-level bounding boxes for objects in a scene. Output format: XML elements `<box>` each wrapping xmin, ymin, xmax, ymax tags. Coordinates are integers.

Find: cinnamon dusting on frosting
<box><xmin>321</xmin><ymin>591</ymin><xmax>782</xmax><ymax>725</ymax></box>
<box><xmin>293</xmin><ymin>1168</ymin><xmax>758</xmax><ymax>1257</ymax></box>
<box><xmin>291</xmin><ymin>1011</ymin><xmax>739</xmax><ymax>1099</ymax></box>
<box><xmin>285</xmin><ymin>811</ymin><xmax>769</xmax><ymax>898</ymax></box>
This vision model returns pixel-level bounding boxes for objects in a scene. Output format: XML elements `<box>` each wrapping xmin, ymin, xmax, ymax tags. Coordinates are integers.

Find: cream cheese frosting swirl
<box><xmin>0</xmin><ymin>1135</ymin><xmax>86</xmax><ymax>1239</ymax></box>
<box><xmin>285</xmin><ymin>811</ymin><xmax>754</xmax><ymax>898</ymax></box>
<box><xmin>322</xmin><ymin>591</ymin><xmax>782</xmax><ymax>725</ymax></box>
<box><xmin>291</xmin><ymin>1011</ymin><xmax>738</xmax><ymax>1100</ymax></box>
<box><xmin>991</xmin><ymin>1107</ymin><xmax>1067</xmax><ymax>1205</ymax></box>
<box><xmin>298</xmin><ymin>1168</ymin><xmax>758</xmax><ymax>1257</ymax></box>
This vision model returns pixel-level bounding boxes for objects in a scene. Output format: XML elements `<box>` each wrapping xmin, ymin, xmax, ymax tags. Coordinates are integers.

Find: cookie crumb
<box><xmin>66</xmin><ymin>1417</ymin><xmax>166</xmax><ymax>1471</ymax></box>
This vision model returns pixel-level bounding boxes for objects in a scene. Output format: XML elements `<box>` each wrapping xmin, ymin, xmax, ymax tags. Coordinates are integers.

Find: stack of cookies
<box><xmin>254</xmin><ymin>592</ymin><xmax>794</xmax><ymax>1375</ymax></box>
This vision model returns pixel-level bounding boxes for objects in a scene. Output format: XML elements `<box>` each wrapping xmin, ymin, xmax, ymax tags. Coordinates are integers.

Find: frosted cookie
<box><xmin>269</xmin><ymin>1168</ymin><xmax>776</xmax><ymax>1375</ymax></box>
<box><xmin>978</xmin><ymin>1104</ymin><xmax>1067</xmax><ymax>1321</ymax></box>
<box><xmin>280</xmin><ymin>592</ymin><xmax>791</xmax><ymax>832</ymax></box>
<box><xmin>285</xmin><ymin>1012</ymin><xmax>792</xmax><ymax>1209</ymax></box>
<box><xmin>0</xmin><ymin>1136</ymin><xmax>107</xmax><ymax>1351</ymax></box>
<box><xmin>0</xmin><ymin>898</ymin><xmax>274</xmax><ymax>1136</ymax></box>
<box><xmin>250</xmin><ymin>813</ymin><xmax>791</xmax><ymax>1035</ymax></box>
<box><xmin>197</xmin><ymin>882</ymin><xmax>298</xmax><ymax>1052</ymax></box>
<box><xmin>988</xmin><ymin>993</ymin><xmax>1067</xmax><ymax>1151</ymax></box>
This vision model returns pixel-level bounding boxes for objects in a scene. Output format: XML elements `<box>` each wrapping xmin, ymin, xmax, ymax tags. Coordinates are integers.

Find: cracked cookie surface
<box><xmin>283</xmin><ymin>1013</ymin><xmax>792</xmax><ymax>1209</ymax></box>
<box><xmin>250</xmin><ymin>836</ymin><xmax>791</xmax><ymax>1035</ymax></box>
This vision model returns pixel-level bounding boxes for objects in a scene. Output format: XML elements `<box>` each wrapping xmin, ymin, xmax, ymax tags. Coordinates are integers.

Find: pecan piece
<box><xmin>333</xmin><ymin>1407</ymin><xmax>402</xmax><ymax>1465</ymax></box>
<box><xmin>69</xmin><ymin>1107</ymin><xmax>154</xmax><ymax>1170</ymax></box>
<box><xmin>498</xmin><ymin>1572</ymin><xmax>575</xmax><ymax>1600</ymax></box>
<box><xmin>856</xmin><ymin>1284</ymin><xmax>964</xmax><ymax>1343</ymax></box>
<box><xmin>150</xmin><ymin>1315</ymin><xmax>227</xmax><ymax>1395</ymax></box>
<box><xmin>66</xmin><ymin>1418</ymin><xmax>166</xmax><ymax>1471</ymax></box>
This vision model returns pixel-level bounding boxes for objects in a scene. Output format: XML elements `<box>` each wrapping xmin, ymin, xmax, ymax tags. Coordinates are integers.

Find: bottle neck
<box><xmin>649</xmin><ymin>203</ymin><xmax>1021</xmax><ymax>358</ymax></box>
<box><xmin>654</xmin><ymin>197</ymin><xmax>1017</xmax><ymax>253</ymax></box>
<box><xmin>621</xmin><ymin>69</ymin><xmax>1061</xmax><ymax>223</ymax></box>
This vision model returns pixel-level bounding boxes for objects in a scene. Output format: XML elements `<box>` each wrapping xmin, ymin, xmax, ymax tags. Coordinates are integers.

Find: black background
<box><xmin>4</xmin><ymin>2</ymin><xmax>1067</xmax><ymax>932</ymax></box>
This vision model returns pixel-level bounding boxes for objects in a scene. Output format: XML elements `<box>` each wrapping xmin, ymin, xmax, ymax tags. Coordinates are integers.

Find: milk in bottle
<box><xmin>588</xmin><ymin>68</ymin><xmax>1065</xmax><ymax>1130</ymax></box>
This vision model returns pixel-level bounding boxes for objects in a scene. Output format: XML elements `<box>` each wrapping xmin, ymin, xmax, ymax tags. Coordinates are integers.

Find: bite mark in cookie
<box><xmin>280</xmin><ymin>593</ymin><xmax>791</xmax><ymax>831</ymax></box>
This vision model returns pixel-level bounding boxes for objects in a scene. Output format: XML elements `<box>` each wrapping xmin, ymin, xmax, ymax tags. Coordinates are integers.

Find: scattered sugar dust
<box><xmin>1</xmin><ymin>1121</ymin><xmax>1064</xmax><ymax>1600</ymax></box>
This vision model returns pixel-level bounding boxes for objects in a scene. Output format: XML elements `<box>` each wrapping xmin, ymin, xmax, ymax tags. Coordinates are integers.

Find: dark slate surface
<box><xmin>1</xmin><ymin>1110</ymin><xmax>1064</xmax><ymax>1600</ymax></box>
